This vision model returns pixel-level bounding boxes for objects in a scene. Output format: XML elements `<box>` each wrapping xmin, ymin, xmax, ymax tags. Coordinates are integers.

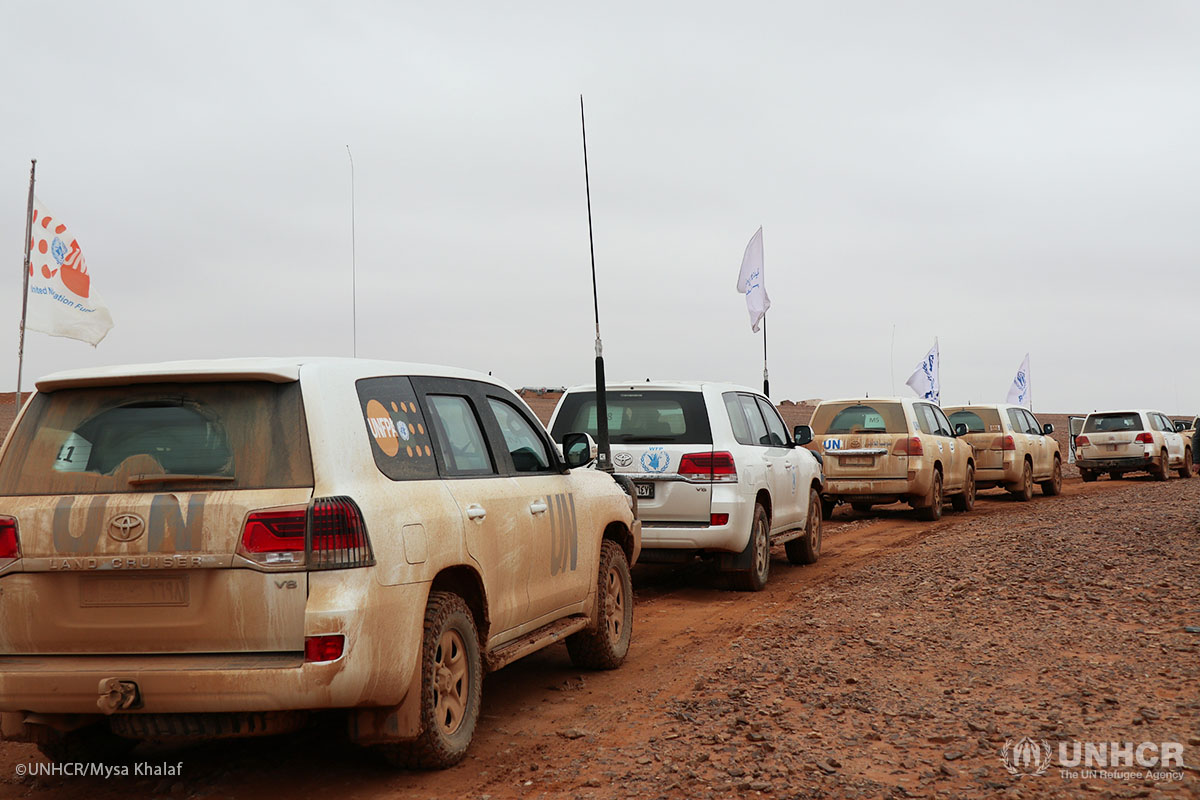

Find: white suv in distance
<box><xmin>1074</xmin><ymin>409</ymin><xmax>1191</xmax><ymax>482</ymax></box>
<box><xmin>548</xmin><ymin>382</ymin><xmax>823</xmax><ymax>592</ymax></box>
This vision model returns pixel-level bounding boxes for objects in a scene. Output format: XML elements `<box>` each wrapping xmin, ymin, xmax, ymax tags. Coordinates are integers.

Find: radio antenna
<box><xmin>580</xmin><ymin>96</ymin><xmax>612</xmax><ymax>473</ymax></box>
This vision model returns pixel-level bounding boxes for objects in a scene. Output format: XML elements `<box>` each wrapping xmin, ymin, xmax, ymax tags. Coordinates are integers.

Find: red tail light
<box><xmin>0</xmin><ymin>516</ymin><xmax>19</xmax><ymax>560</ymax></box>
<box><xmin>304</xmin><ymin>634</ymin><xmax>345</xmax><ymax>663</ymax></box>
<box><xmin>1075</xmin><ymin>435</ymin><xmax>1090</xmax><ymax>446</ymax></box>
<box><xmin>240</xmin><ymin>507</ymin><xmax>307</xmax><ymax>567</ymax></box>
<box><xmin>679</xmin><ymin>451</ymin><xmax>737</xmax><ymax>482</ymax></box>
<box><xmin>892</xmin><ymin>437</ymin><xmax>923</xmax><ymax>456</ymax></box>
<box><xmin>1135</xmin><ymin>433</ymin><xmax>1154</xmax><ymax>444</ymax></box>
<box><xmin>1002</xmin><ymin>435</ymin><xmax>1016</xmax><ymax>451</ymax></box>
<box><xmin>710</xmin><ymin>513</ymin><xmax>729</xmax><ymax>526</ymax></box>
<box><xmin>308</xmin><ymin>497</ymin><xmax>374</xmax><ymax>570</ymax></box>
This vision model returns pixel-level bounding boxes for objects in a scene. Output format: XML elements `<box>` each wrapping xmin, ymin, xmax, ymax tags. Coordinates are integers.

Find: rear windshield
<box><xmin>550</xmin><ymin>390</ymin><xmax>712</xmax><ymax>445</ymax></box>
<box><xmin>947</xmin><ymin>408</ymin><xmax>1002</xmax><ymax>433</ymax></box>
<box><xmin>810</xmin><ymin>402</ymin><xmax>908</xmax><ymax>434</ymax></box>
<box><xmin>1082</xmin><ymin>413</ymin><xmax>1143</xmax><ymax>434</ymax></box>
<box><xmin>0</xmin><ymin>381</ymin><xmax>313</xmax><ymax>496</ymax></box>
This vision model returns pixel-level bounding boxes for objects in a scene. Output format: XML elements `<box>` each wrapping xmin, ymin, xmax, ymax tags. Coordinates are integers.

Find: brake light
<box><xmin>304</xmin><ymin>634</ymin><xmax>345</xmax><ymax>663</ymax></box>
<box><xmin>710</xmin><ymin>513</ymin><xmax>729</xmax><ymax>526</ymax></box>
<box><xmin>679</xmin><ymin>452</ymin><xmax>738</xmax><ymax>483</ymax></box>
<box><xmin>1075</xmin><ymin>435</ymin><xmax>1090</xmax><ymax>447</ymax></box>
<box><xmin>240</xmin><ymin>508</ymin><xmax>307</xmax><ymax>566</ymax></box>
<box><xmin>0</xmin><ymin>516</ymin><xmax>19</xmax><ymax>559</ymax></box>
<box><xmin>308</xmin><ymin>497</ymin><xmax>375</xmax><ymax>570</ymax></box>
<box><xmin>1002</xmin><ymin>435</ymin><xmax>1016</xmax><ymax>451</ymax></box>
<box><xmin>892</xmin><ymin>437</ymin><xmax>923</xmax><ymax>456</ymax></box>
<box><xmin>1135</xmin><ymin>433</ymin><xmax>1154</xmax><ymax>444</ymax></box>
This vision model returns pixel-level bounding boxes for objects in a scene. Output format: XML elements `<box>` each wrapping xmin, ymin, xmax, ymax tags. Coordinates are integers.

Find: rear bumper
<box><xmin>639</xmin><ymin>485</ymin><xmax>753</xmax><ymax>553</ymax></box>
<box><xmin>1076</xmin><ymin>455</ymin><xmax>1151</xmax><ymax>471</ymax></box>
<box><xmin>822</xmin><ymin>474</ymin><xmax>926</xmax><ymax>503</ymax></box>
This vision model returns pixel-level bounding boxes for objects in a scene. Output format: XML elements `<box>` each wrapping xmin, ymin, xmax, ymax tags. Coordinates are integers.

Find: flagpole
<box><xmin>762</xmin><ymin>314</ymin><xmax>769</xmax><ymax>398</ymax></box>
<box><xmin>16</xmin><ymin>159</ymin><xmax>36</xmax><ymax>411</ymax></box>
<box><xmin>580</xmin><ymin>95</ymin><xmax>612</xmax><ymax>473</ymax></box>
<box><xmin>346</xmin><ymin>145</ymin><xmax>357</xmax><ymax>358</ymax></box>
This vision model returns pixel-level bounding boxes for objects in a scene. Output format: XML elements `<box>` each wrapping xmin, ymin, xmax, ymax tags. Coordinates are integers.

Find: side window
<box><xmin>724</xmin><ymin>393</ymin><xmax>753</xmax><ymax>446</ymax></box>
<box><xmin>738</xmin><ymin>395</ymin><xmax>770</xmax><ymax>446</ymax></box>
<box><xmin>1023</xmin><ymin>410</ymin><xmax>1042</xmax><ymax>435</ymax></box>
<box><xmin>487</xmin><ymin>398</ymin><xmax>552</xmax><ymax>473</ymax></box>
<box><xmin>930</xmin><ymin>406</ymin><xmax>954</xmax><ymax>437</ymax></box>
<box><xmin>756</xmin><ymin>397</ymin><xmax>789</xmax><ymax>447</ymax></box>
<box><xmin>1007</xmin><ymin>408</ymin><xmax>1026</xmax><ymax>433</ymax></box>
<box><xmin>425</xmin><ymin>395</ymin><xmax>495</xmax><ymax>476</ymax></box>
<box><xmin>357</xmin><ymin>377</ymin><xmax>439</xmax><ymax>481</ymax></box>
<box><xmin>914</xmin><ymin>404</ymin><xmax>937</xmax><ymax>436</ymax></box>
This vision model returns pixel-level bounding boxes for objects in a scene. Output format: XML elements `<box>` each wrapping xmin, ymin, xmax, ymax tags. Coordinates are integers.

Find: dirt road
<box><xmin>2</xmin><ymin>474</ymin><xmax>1197</xmax><ymax>799</ymax></box>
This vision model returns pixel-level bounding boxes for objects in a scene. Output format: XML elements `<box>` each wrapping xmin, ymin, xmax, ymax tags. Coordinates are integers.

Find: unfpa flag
<box><xmin>26</xmin><ymin>197</ymin><xmax>113</xmax><ymax>346</ymax></box>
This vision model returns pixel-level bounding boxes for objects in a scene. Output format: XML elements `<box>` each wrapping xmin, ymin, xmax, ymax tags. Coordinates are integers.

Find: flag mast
<box><xmin>16</xmin><ymin>159</ymin><xmax>36</xmax><ymax>410</ymax></box>
<box><xmin>762</xmin><ymin>314</ymin><xmax>769</xmax><ymax>398</ymax></box>
<box><xmin>580</xmin><ymin>95</ymin><xmax>612</xmax><ymax>473</ymax></box>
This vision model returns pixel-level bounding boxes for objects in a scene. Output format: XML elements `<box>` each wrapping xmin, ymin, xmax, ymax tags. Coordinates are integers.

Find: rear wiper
<box><xmin>613</xmin><ymin>437</ymin><xmax>677</xmax><ymax>443</ymax></box>
<box><xmin>127</xmin><ymin>474</ymin><xmax>236</xmax><ymax>487</ymax></box>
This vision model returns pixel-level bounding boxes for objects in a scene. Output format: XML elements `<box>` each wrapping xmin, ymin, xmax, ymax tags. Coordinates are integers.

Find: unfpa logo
<box><xmin>1001</xmin><ymin>737</ymin><xmax>1052</xmax><ymax>777</ymax></box>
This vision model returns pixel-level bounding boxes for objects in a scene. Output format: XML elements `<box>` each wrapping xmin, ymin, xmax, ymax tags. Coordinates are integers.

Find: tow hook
<box><xmin>96</xmin><ymin>678</ymin><xmax>141</xmax><ymax>713</ymax></box>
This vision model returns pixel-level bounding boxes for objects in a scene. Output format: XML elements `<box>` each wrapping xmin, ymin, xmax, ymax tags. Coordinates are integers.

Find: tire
<box><xmin>786</xmin><ymin>489</ymin><xmax>822</xmax><ymax>565</ymax></box>
<box><xmin>566</xmin><ymin>540</ymin><xmax>633</xmax><ymax>670</ymax></box>
<box><xmin>1179</xmin><ymin>449</ymin><xmax>1192</xmax><ymax>480</ymax></box>
<box><xmin>35</xmin><ymin>723</ymin><xmax>135</xmax><ymax>764</ymax></box>
<box><xmin>916</xmin><ymin>470</ymin><xmax>943</xmax><ymax>521</ymax></box>
<box><xmin>820</xmin><ymin>497</ymin><xmax>836</xmax><ymax>521</ymax></box>
<box><xmin>729</xmin><ymin>504</ymin><xmax>770</xmax><ymax>591</ymax></box>
<box><xmin>1040</xmin><ymin>457</ymin><xmax>1062</xmax><ymax>496</ymax></box>
<box><xmin>380</xmin><ymin>592</ymin><xmax>481</xmax><ymax>770</ymax></box>
<box><xmin>850</xmin><ymin>502</ymin><xmax>873</xmax><ymax>513</ymax></box>
<box><xmin>1011</xmin><ymin>460</ymin><xmax>1034</xmax><ymax>501</ymax></box>
<box><xmin>1080</xmin><ymin>468</ymin><xmax>1097</xmax><ymax>483</ymax></box>
<box><xmin>1153</xmin><ymin>449</ymin><xmax>1169</xmax><ymax>481</ymax></box>
<box><xmin>951</xmin><ymin>464</ymin><xmax>975</xmax><ymax>512</ymax></box>
<box><xmin>1108</xmin><ymin>471</ymin><xmax>1121</xmax><ymax>481</ymax></box>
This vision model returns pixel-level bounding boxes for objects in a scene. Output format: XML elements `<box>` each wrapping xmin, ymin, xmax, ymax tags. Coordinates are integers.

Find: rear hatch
<box><xmin>946</xmin><ymin>407</ymin><xmax>1005</xmax><ymax>470</ymax></box>
<box><xmin>550</xmin><ymin>389</ymin><xmax>713</xmax><ymax>524</ymax></box>
<box><xmin>1078</xmin><ymin>412</ymin><xmax>1146</xmax><ymax>459</ymax></box>
<box><xmin>810</xmin><ymin>401</ymin><xmax>910</xmax><ymax>480</ymax></box>
<box><xmin>0</xmin><ymin>380</ymin><xmax>314</xmax><ymax>655</ymax></box>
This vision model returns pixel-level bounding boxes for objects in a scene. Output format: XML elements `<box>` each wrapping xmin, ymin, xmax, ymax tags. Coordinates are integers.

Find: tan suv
<box><xmin>0</xmin><ymin>358</ymin><xmax>640</xmax><ymax>768</ymax></box>
<box><xmin>944</xmin><ymin>404</ymin><xmax>1062</xmax><ymax>500</ymax></box>
<box><xmin>1075</xmin><ymin>409</ymin><xmax>1191</xmax><ymax>482</ymax></box>
<box><xmin>808</xmin><ymin>397</ymin><xmax>976</xmax><ymax>521</ymax></box>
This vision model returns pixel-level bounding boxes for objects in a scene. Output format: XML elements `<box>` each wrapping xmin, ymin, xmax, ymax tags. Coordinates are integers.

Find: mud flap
<box><xmin>718</xmin><ymin>529</ymin><xmax>757</xmax><ymax>573</ymax></box>
<box><xmin>347</xmin><ymin>669</ymin><xmax>422</xmax><ymax>745</ymax></box>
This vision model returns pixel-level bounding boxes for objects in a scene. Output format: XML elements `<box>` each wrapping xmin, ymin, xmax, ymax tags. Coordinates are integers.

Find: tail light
<box><xmin>1002</xmin><ymin>435</ymin><xmax>1016</xmax><ymax>451</ymax></box>
<box><xmin>1135</xmin><ymin>433</ymin><xmax>1154</xmax><ymax>444</ymax></box>
<box><xmin>679</xmin><ymin>451</ymin><xmax>738</xmax><ymax>483</ymax></box>
<box><xmin>0</xmin><ymin>516</ymin><xmax>19</xmax><ymax>560</ymax></box>
<box><xmin>240</xmin><ymin>497</ymin><xmax>374</xmax><ymax>570</ymax></box>
<box><xmin>304</xmin><ymin>634</ymin><xmax>345</xmax><ymax>663</ymax></box>
<box><xmin>1075</xmin><ymin>435</ymin><xmax>1090</xmax><ymax>447</ymax></box>
<box><xmin>710</xmin><ymin>513</ymin><xmax>729</xmax><ymax>526</ymax></box>
<box><xmin>892</xmin><ymin>437</ymin><xmax>923</xmax><ymax>456</ymax></box>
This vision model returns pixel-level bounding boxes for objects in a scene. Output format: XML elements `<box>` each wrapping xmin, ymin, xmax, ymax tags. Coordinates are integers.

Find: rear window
<box><xmin>550</xmin><ymin>390</ymin><xmax>712</xmax><ymax>445</ymax></box>
<box><xmin>0</xmin><ymin>382</ymin><xmax>313</xmax><ymax>496</ymax></box>
<box><xmin>810</xmin><ymin>402</ymin><xmax>908</xmax><ymax>434</ymax></box>
<box><xmin>1082</xmin><ymin>413</ymin><xmax>1143</xmax><ymax>433</ymax></box>
<box><xmin>947</xmin><ymin>408</ymin><xmax>1002</xmax><ymax>433</ymax></box>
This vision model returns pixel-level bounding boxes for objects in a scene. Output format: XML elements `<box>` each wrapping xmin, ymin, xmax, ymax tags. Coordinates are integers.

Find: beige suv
<box><xmin>1075</xmin><ymin>409</ymin><xmax>1191</xmax><ymax>482</ymax></box>
<box><xmin>808</xmin><ymin>397</ymin><xmax>976</xmax><ymax>521</ymax></box>
<box><xmin>944</xmin><ymin>404</ymin><xmax>1062</xmax><ymax>500</ymax></box>
<box><xmin>0</xmin><ymin>358</ymin><xmax>640</xmax><ymax>768</ymax></box>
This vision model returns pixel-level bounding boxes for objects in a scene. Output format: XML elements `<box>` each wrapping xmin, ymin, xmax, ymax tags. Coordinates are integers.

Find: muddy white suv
<box><xmin>808</xmin><ymin>397</ymin><xmax>976</xmax><ymax>520</ymax></box>
<box><xmin>1074</xmin><ymin>409</ymin><xmax>1191</xmax><ymax>482</ymax></box>
<box><xmin>0</xmin><ymin>358</ymin><xmax>640</xmax><ymax>768</ymax></box>
<box><xmin>944</xmin><ymin>404</ymin><xmax>1062</xmax><ymax>499</ymax></box>
<box><xmin>548</xmin><ymin>381</ymin><xmax>823</xmax><ymax>592</ymax></box>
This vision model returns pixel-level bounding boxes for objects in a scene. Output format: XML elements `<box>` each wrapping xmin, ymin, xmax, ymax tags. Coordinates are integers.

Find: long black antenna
<box><xmin>580</xmin><ymin>95</ymin><xmax>612</xmax><ymax>472</ymax></box>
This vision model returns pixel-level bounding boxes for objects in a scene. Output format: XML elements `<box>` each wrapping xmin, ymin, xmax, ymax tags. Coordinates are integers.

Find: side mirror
<box><xmin>562</xmin><ymin>432</ymin><xmax>597</xmax><ymax>469</ymax></box>
<box><xmin>1043</xmin><ymin>423</ymin><xmax>1055</xmax><ymax>435</ymax></box>
<box><xmin>954</xmin><ymin>423</ymin><xmax>968</xmax><ymax>437</ymax></box>
<box><xmin>793</xmin><ymin>425</ymin><xmax>813</xmax><ymax>447</ymax></box>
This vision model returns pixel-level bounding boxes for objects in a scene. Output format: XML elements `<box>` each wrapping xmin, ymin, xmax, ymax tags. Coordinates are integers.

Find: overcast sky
<box><xmin>2</xmin><ymin>1</ymin><xmax>1198</xmax><ymax>412</ymax></box>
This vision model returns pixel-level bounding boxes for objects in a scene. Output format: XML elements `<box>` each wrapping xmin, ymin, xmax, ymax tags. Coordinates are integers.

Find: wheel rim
<box><xmin>603</xmin><ymin>564</ymin><xmax>625</xmax><ymax>641</ymax></box>
<box><xmin>966</xmin><ymin>469</ymin><xmax>975</xmax><ymax>507</ymax></box>
<box><xmin>808</xmin><ymin>493</ymin><xmax>822</xmax><ymax>555</ymax></box>
<box><xmin>433</xmin><ymin>629</ymin><xmax>469</xmax><ymax>735</ymax></box>
<box><xmin>1024</xmin><ymin>464</ymin><xmax>1032</xmax><ymax>496</ymax></box>
<box><xmin>754</xmin><ymin>517</ymin><xmax>769</xmax><ymax>579</ymax></box>
<box><xmin>1053</xmin><ymin>461</ymin><xmax>1062</xmax><ymax>490</ymax></box>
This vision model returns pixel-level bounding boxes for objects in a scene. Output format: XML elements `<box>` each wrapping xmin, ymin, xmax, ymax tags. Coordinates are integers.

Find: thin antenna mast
<box><xmin>346</xmin><ymin>145</ymin><xmax>357</xmax><ymax>357</ymax></box>
<box><xmin>580</xmin><ymin>96</ymin><xmax>612</xmax><ymax>472</ymax></box>
<box><xmin>16</xmin><ymin>159</ymin><xmax>36</xmax><ymax>410</ymax></box>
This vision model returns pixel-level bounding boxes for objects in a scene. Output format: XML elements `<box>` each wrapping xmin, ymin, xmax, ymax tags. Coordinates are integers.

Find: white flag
<box><xmin>1006</xmin><ymin>354</ymin><xmax>1031</xmax><ymax>408</ymax></box>
<box><xmin>906</xmin><ymin>339</ymin><xmax>940</xmax><ymax>405</ymax></box>
<box><xmin>736</xmin><ymin>226</ymin><xmax>770</xmax><ymax>333</ymax></box>
<box><xmin>26</xmin><ymin>197</ymin><xmax>113</xmax><ymax>346</ymax></box>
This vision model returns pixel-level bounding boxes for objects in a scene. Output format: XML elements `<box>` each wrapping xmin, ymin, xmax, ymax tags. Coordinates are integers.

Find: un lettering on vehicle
<box><xmin>547</xmin><ymin>493</ymin><xmax>578</xmax><ymax>576</ymax></box>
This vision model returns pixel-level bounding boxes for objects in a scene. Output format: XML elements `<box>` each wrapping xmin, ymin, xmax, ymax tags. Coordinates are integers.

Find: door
<box><xmin>929</xmin><ymin>405</ymin><xmax>966</xmax><ymax>489</ymax></box>
<box><xmin>1067</xmin><ymin>416</ymin><xmax>1087</xmax><ymax>463</ymax></box>
<box><xmin>1020</xmin><ymin>409</ymin><xmax>1050</xmax><ymax>478</ymax></box>
<box><xmin>737</xmin><ymin>395</ymin><xmax>794</xmax><ymax>529</ymax></box>
<box><xmin>755</xmin><ymin>397</ymin><xmax>802</xmax><ymax>529</ymax></box>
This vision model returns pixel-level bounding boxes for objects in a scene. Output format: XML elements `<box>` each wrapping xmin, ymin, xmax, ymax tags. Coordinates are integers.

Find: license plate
<box><xmin>840</xmin><ymin>456</ymin><xmax>873</xmax><ymax>467</ymax></box>
<box><xmin>635</xmin><ymin>482</ymin><xmax>655</xmax><ymax>499</ymax></box>
<box><xmin>1106</xmin><ymin>444</ymin><xmax>1119</xmax><ymax>451</ymax></box>
<box><xmin>80</xmin><ymin>575</ymin><xmax>190</xmax><ymax>607</ymax></box>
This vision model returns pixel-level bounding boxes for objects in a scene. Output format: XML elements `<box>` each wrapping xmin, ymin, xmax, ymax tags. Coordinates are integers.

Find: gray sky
<box><xmin>3</xmin><ymin>1</ymin><xmax>1198</xmax><ymax>412</ymax></box>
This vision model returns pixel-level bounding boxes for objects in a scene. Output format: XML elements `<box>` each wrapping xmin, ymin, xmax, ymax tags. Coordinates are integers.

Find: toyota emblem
<box><xmin>108</xmin><ymin>513</ymin><xmax>146</xmax><ymax>543</ymax></box>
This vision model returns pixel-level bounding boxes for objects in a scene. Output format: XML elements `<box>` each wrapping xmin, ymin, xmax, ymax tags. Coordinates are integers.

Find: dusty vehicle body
<box><xmin>808</xmin><ymin>397</ymin><xmax>976</xmax><ymax>521</ymax></box>
<box><xmin>1074</xmin><ymin>409</ymin><xmax>1191</xmax><ymax>482</ymax></box>
<box><xmin>0</xmin><ymin>358</ymin><xmax>640</xmax><ymax>768</ymax></box>
<box><xmin>548</xmin><ymin>381</ymin><xmax>824</xmax><ymax>591</ymax></box>
<box><xmin>944</xmin><ymin>404</ymin><xmax>1062</xmax><ymax>499</ymax></box>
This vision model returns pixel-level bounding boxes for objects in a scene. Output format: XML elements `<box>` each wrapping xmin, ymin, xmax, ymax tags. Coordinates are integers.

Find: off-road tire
<box><xmin>1178</xmin><ymin>449</ymin><xmax>1191</xmax><ymax>480</ymax></box>
<box><xmin>1153</xmin><ymin>449</ymin><xmax>1169</xmax><ymax>481</ymax></box>
<box><xmin>820</xmin><ymin>497</ymin><xmax>835</xmax><ymax>521</ymax></box>
<box><xmin>729</xmin><ymin>504</ymin><xmax>770</xmax><ymax>591</ymax></box>
<box><xmin>786</xmin><ymin>489</ymin><xmax>822</xmax><ymax>565</ymax></box>
<box><xmin>1108</xmin><ymin>471</ymin><xmax>1121</xmax><ymax>480</ymax></box>
<box><xmin>916</xmin><ymin>470</ymin><xmax>943</xmax><ymax>521</ymax></box>
<box><xmin>1080</xmin><ymin>468</ymin><xmax>1097</xmax><ymax>482</ymax></box>
<box><xmin>1011</xmin><ymin>460</ymin><xmax>1034</xmax><ymax>501</ymax></box>
<box><xmin>951</xmin><ymin>464</ymin><xmax>975</xmax><ymax>512</ymax></box>
<box><xmin>566</xmin><ymin>540</ymin><xmax>632</xmax><ymax>670</ymax></box>
<box><xmin>850</xmin><ymin>502</ymin><xmax>873</xmax><ymax>513</ymax></box>
<box><xmin>34</xmin><ymin>723</ymin><xmax>135</xmax><ymax>764</ymax></box>
<box><xmin>1040</xmin><ymin>457</ymin><xmax>1063</xmax><ymax>496</ymax></box>
<box><xmin>379</xmin><ymin>591</ymin><xmax>481</xmax><ymax>770</ymax></box>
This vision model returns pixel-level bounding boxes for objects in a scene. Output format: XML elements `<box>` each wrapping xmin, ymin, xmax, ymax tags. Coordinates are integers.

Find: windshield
<box><xmin>1082</xmin><ymin>413</ymin><xmax>1143</xmax><ymax>434</ymax></box>
<box><xmin>550</xmin><ymin>390</ymin><xmax>712</xmax><ymax>445</ymax></box>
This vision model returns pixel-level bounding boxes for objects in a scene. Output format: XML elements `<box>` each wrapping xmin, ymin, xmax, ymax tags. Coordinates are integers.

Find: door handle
<box><xmin>465</xmin><ymin>504</ymin><xmax>487</xmax><ymax>521</ymax></box>
<box><xmin>529</xmin><ymin>500</ymin><xmax>548</xmax><ymax>515</ymax></box>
